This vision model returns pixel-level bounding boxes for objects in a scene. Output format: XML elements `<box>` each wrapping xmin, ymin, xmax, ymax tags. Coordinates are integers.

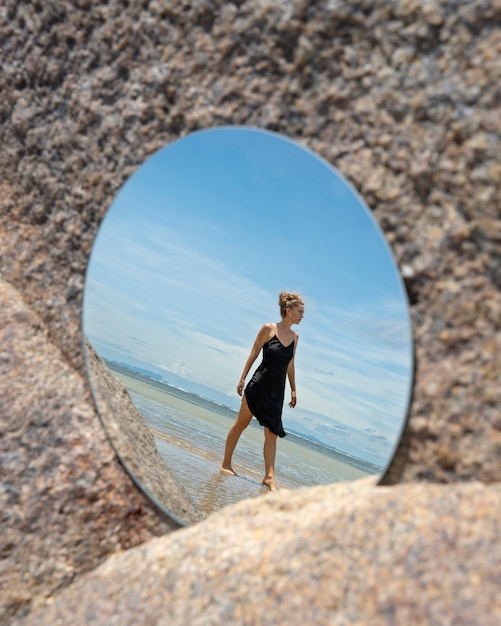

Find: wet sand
<box><xmin>112</xmin><ymin>368</ymin><xmax>376</xmax><ymax>518</ymax></box>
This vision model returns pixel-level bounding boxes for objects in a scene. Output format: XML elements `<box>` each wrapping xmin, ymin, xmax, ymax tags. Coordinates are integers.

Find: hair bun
<box><xmin>278</xmin><ymin>291</ymin><xmax>303</xmax><ymax>316</ymax></box>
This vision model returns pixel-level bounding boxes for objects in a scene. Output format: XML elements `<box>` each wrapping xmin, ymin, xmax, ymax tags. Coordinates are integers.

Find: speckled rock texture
<box><xmin>0</xmin><ymin>278</ymin><xmax>175</xmax><ymax>624</ymax></box>
<box><xmin>1</xmin><ymin>0</ymin><xmax>500</xmax><ymax>623</ymax></box>
<box><xmin>13</xmin><ymin>480</ymin><xmax>501</xmax><ymax>626</ymax></box>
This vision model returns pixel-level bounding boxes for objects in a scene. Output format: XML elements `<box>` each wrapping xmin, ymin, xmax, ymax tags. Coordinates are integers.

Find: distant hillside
<box><xmin>105</xmin><ymin>359</ymin><xmax>238</xmax><ymax>421</ymax></box>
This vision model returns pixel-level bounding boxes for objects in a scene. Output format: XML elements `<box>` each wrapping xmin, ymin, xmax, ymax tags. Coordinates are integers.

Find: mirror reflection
<box><xmin>83</xmin><ymin>127</ymin><xmax>413</xmax><ymax>524</ymax></box>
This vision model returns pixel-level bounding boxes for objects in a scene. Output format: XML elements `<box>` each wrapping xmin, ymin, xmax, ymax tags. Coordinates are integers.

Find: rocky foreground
<box><xmin>1</xmin><ymin>0</ymin><xmax>500</xmax><ymax>624</ymax></box>
<box><xmin>13</xmin><ymin>480</ymin><xmax>501</xmax><ymax>626</ymax></box>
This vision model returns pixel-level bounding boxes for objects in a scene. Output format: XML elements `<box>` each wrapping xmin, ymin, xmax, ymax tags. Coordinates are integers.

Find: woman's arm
<box><xmin>287</xmin><ymin>333</ymin><xmax>299</xmax><ymax>408</ymax></box>
<box><xmin>237</xmin><ymin>324</ymin><xmax>274</xmax><ymax>396</ymax></box>
<box><xmin>287</xmin><ymin>359</ymin><xmax>297</xmax><ymax>408</ymax></box>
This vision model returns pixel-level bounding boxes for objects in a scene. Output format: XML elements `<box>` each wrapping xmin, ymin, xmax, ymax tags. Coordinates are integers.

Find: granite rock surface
<box><xmin>14</xmin><ymin>480</ymin><xmax>501</xmax><ymax>626</ymax></box>
<box><xmin>0</xmin><ymin>278</ymin><xmax>174</xmax><ymax>624</ymax></box>
<box><xmin>1</xmin><ymin>0</ymin><xmax>500</xmax><ymax>623</ymax></box>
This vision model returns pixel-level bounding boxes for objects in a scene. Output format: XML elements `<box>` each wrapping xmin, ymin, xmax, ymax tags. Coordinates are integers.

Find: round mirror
<box><xmin>83</xmin><ymin>127</ymin><xmax>414</xmax><ymax>526</ymax></box>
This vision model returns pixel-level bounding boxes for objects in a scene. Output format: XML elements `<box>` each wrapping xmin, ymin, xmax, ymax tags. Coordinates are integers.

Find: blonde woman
<box><xmin>221</xmin><ymin>292</ymin><xmax>304</xmax><ymax>491</ymax></box>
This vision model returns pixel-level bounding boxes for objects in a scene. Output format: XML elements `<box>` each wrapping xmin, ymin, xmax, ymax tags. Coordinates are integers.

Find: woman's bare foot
<box><xmin>262</xmin><ymin>477</ymin><xmax>278</xmax><ymax>492</ymax></box>
<box><xmin>220</xmin><ymin>464</ymin><xmax>237</xmax><ymax>476</ymax></box>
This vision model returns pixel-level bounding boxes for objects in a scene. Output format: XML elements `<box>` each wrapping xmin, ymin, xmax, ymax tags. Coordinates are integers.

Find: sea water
<box><xmin>112</xmin><ymin>369</ymin><xmax>378</xmax><ymax>518</ymax></box>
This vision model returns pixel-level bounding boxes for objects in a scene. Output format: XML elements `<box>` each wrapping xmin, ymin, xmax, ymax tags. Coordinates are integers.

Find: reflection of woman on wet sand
<box><xmin>221</xmin><ymin>291</ymin><xmax>304</xmax><ymax>492</ymax></box>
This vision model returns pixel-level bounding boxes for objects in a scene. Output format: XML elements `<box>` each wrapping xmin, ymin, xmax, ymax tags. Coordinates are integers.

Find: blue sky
<box><xmin>83</xmin><ymin>127</ymin><xmax>413</xmax><ymax>467</ymax></box>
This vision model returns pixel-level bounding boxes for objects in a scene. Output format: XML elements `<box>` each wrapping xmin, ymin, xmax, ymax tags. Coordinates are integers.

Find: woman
<box><xmin>221</xmin><ymin>291</ymin><xmax>304</xmax><ymax>492</ymax></box>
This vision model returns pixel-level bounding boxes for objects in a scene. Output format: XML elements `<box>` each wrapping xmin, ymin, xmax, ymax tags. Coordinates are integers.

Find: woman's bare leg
<box><xmin>262</xmin><ymin>427</ymin><xmax>278</xmax><ymax>491</ymax></box>
<box><xmin>221</xmin><ymin>396</ymin><xmax>253</xmax><ymax>475</ymax></box>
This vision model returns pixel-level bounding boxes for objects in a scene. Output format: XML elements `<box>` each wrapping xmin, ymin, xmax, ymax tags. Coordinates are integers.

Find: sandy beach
<box><xmin>112</xmin><ymin>368</ymin><xmax>377</xmax><ymax>517</ymax></box>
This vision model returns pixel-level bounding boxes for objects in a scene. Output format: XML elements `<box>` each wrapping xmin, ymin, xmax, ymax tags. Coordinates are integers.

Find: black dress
<box><xmin>244</xmin><ymin>334</ymin><xmax>294</xmax><ymax>438</ymax></box>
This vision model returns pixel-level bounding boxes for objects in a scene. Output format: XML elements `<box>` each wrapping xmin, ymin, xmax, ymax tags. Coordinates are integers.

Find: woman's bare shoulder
<box><xmin>252</xmin><ymin>323</ymin><xmax>275</xmax><ymax>349</ymax></box>
<box><xmin>259</xmin><ymin>323</ymin><xmax>275</xmax><ymax>336</ymax></box>
<box><xmin>257</xmin><ymin>323</ymin><xmax>276</xmax><ymax>338</ymax></box>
